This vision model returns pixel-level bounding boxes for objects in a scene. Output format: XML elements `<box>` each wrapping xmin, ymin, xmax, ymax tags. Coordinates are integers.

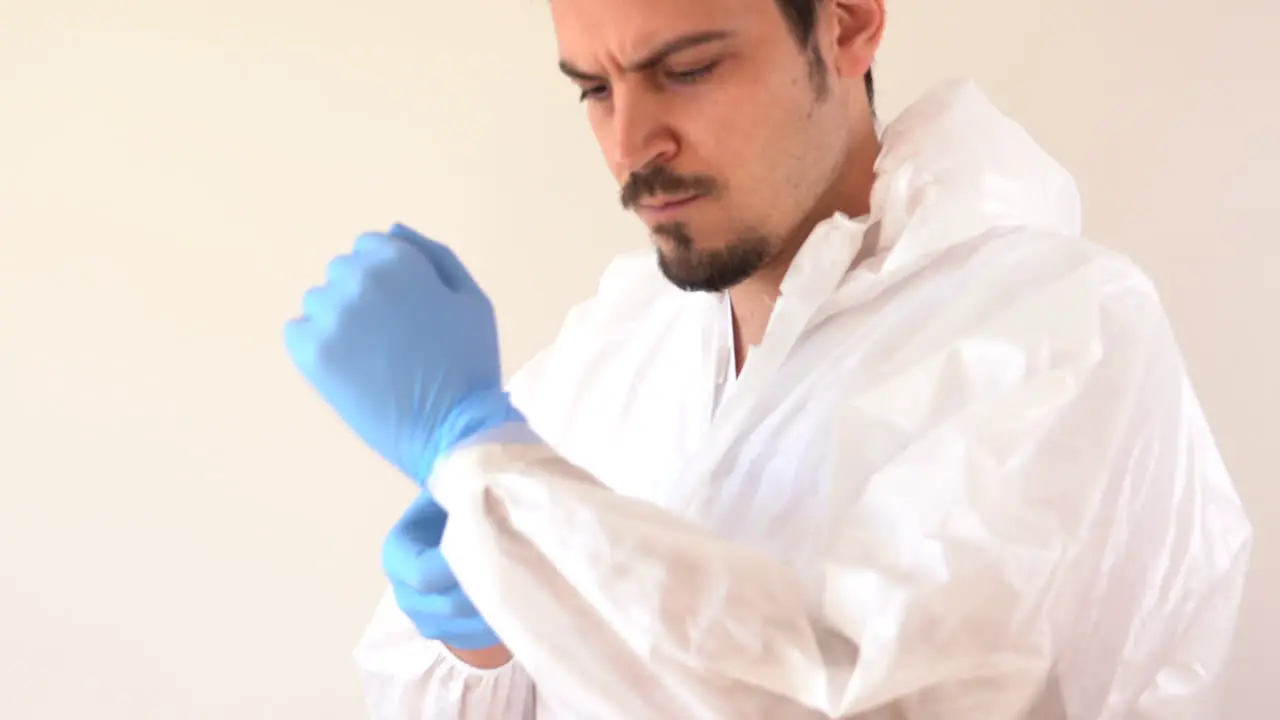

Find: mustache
<box><xmin>620</xmin><ymin>165</ymin><xmax>718</xmax><ymax>209</ymax></box>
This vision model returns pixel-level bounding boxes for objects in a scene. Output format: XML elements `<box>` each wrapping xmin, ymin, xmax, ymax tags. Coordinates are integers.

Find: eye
<box><xmin>666</xmin><ymin>62</ymin><xmax>718</xmax><ymax>85</ymax></box>
<box><xmin>578</xmin><ymin>84</ymin><xmax>611</xmax><ymax>103</ymax></box>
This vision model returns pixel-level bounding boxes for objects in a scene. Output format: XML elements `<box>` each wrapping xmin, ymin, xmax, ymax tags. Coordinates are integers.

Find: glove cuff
<box><xmin>421</xmin><ymin>389</ymin><xmax>526</xmax><ymax>483</ymax></box>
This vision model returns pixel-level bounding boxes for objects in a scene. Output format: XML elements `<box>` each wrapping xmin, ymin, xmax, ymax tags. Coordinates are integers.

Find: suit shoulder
<box><xmin>973</xmin><ymin>230</ymin><xmax>1169</xmax><ymax>323</ymax></box>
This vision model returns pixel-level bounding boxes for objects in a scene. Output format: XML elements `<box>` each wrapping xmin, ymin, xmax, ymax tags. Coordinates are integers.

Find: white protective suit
<box><xmin>352</xmin><ymin>79</ymin><xmax>1253</xmax><ymax>719</ymax></box>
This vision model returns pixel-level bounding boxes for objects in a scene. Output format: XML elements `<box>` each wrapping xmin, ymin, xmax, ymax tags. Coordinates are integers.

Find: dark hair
<box><xmin>774</xmin><ymin>0</ymin><xmax>875</xmax><ymax>108</ymax></box>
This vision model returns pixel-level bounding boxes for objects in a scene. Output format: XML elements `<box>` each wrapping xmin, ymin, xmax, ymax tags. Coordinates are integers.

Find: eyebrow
<box><xmin>558</xmin><ymin>30</ymin><xmax>734</xmax><ymax>82</ymax></box>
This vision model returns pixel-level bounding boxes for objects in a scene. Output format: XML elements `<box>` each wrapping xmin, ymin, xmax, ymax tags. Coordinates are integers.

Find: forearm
<box><xmin>429</xmin><ymin>439</ymin><xmax>851</xmax><ymax>718</ymax></box>
<box><xmin>446</xmin><ymin>642</ymin><xmax>514</xmax><ymax>669</ymax></box>
<box><xmin>429</xmin><ymin>434</ymin><xmax>1063</xmax><ymax>719</ymax></box>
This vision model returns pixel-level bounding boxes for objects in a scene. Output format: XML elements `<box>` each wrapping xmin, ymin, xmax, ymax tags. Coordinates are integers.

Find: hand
<box><xmin>383</xmin><ymin>491</ymin><xmax>501</xmax><ymax>651</ymax></box>
<box><xmin>284</xmin><ymin>224</ymin><xmax>524</xmax><ymax>485</ymax></box>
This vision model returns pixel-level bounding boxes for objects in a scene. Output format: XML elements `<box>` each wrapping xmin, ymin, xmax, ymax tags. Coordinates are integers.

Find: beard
<box><xmin>651</xmin><ymin>221</ymin><xmax>771</xmax><ymax>293</ymax></box>
<box><xmin>621</xmin><ymin>165</ymin><xmax>774</xmax><ymax>292</ymax></box>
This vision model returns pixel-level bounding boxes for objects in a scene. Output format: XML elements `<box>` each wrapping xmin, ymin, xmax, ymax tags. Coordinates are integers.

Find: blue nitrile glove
<box><xmin>383</xmin><ymin>491</ymin><xmax>500</xmax><ymax>650</ymax></box>
<box><xmin>284</xmin><ymin>223</ymin><xmax>525</xmax><ymax>486</ymax></box>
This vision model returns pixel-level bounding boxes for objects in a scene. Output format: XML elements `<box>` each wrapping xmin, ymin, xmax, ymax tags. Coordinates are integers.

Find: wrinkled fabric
<box><xmin>354</xmin><ymin>591</ymin><xmax>537</xmax><ymax>719</ymax></box>
<box><xmin>353</xmin><ymin>79</ymin><xmax>1252</xmax><ymax>719</ymax></box>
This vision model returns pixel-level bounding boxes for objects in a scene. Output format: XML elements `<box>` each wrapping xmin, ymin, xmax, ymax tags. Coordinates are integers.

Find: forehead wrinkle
<box><xmin>557</xmin><ymin>18</ymin><xmax>739</xmax><ymax>79</ymax></box>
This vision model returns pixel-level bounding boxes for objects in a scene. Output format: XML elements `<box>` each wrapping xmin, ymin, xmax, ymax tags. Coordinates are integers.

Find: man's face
<box><xmin>550</xmin><ymin>0</ymin><xmax>857</xmax><ymax>292</ymax></box>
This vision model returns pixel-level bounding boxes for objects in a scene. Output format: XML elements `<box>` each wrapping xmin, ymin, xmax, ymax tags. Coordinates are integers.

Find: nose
<box><xmin>607</xmin><ymin>88</ymin><xmax>678</xmax><ymax>180</ymax></box>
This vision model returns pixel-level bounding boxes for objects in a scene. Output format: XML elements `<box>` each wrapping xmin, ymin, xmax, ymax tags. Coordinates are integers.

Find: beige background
<box><xmin>1</xmin><ymin>0</ymin><xmax>1274</xmax><ymax>717</ymax></box>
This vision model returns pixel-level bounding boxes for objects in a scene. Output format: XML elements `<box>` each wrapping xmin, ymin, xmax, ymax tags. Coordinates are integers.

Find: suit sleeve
<box><xmin>427</xmin><ymin>274</ymin><xmax>1252</xmax><ymax>718</ymax></box>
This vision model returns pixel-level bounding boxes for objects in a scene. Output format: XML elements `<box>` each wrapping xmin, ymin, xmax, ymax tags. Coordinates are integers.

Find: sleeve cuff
<box><xmin>452</xmin><ymin>421</ymin><xmax>544</xmax><ymax>450</ymax></box>
<box><xmin>428</xmin><ymin>421</ymin><xmax>547</xmax><ymax>510</ymax></box>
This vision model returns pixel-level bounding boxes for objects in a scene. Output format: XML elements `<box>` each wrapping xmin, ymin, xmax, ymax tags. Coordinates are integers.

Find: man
<box><xmin>285</xmin><ymin>0</ymin><xmax>1253</xmax><ymax>717</ymax></box>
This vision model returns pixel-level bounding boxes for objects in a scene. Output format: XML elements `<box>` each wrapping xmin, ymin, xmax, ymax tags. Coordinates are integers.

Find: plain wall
<box><xmin>1</xmin><ymin>0</ymin><xmax>1274</xmax><ymax>717</ymax></box>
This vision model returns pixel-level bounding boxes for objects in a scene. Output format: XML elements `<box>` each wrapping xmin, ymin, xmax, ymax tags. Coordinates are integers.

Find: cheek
<box><xmin>690</xmin><ymin>115</ymin><xmax>783</xmax><ymax>203</ymax></box>
<box><xmin>684</xmin><ymin>75</ymin><xmax>807</xmax><ymax>175</ymax></box>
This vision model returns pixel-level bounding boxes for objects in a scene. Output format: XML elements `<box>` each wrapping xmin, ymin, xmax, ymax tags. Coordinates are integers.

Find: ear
<box><xmin>823</xmin><ymin>0</ymin><xmax>885</xmax><ymax>80</ymax></box>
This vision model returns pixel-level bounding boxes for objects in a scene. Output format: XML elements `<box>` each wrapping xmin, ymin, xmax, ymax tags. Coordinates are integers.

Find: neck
<box><xmin>727</xmin><ymin>125</ymin><xmax>881</xmax><ymax>373</ymax></box>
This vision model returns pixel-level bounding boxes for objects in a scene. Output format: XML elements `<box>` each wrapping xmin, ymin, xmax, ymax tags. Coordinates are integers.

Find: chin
<box><xmin>653</xmin><ymin>232</ymin><xmax>772</xmax><ymax>294</ymax></box>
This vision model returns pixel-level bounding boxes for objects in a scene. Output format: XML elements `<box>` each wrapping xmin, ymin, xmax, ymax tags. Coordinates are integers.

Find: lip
<box><xmin>635</xmin><ymin>194</ymin><xmax>704</xmax><ymax>222</ymax></box>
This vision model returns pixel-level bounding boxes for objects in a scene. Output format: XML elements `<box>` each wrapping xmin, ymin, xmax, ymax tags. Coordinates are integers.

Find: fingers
<box><xmin>387</xmin><ymin>223</ymin><xmax>483</xmax><ymax>296</ymax></box>
<box><xmin>395</xmin><ymin>587</ymin><xmax>498</xmax><ymax>648</ymax></box>
<box><xmin>351</xmin><ymin>230</ymin><xmax>407</xmax><ymax>262</ymax></box>
<box><xmin>391</xmin><ymin>580</ymin><xmax>480</xmax><ymax>620</ymax></box>
<box><xmin>282</xmin><ymin>317</ymin><xmax>315</xmax><ymax>373</ymax></box>
<box><xmin>283</xmin><ymin>252</ymin><xmax>365</xmax><ymax>371</ymax></box>
<box><xmin>393</xmin><ymin>579</ymin><xmax>497</xmax><ymax>649</ymax></box>
<box><xmin>339</xmin><ymin>223</ymin><xmax>481</xmax><ymax>297</ymax></box>
<box><xmin>285</xmin><ymin>250</ymin><xmax>366</xmax><ymax>330</ymax></box>
<box><xmin>322</xmin><ymin>252</ymin><xmax>364</xmax><ymax>294</ymax></box>
<box><xmin>382</xmin><ymin>491</ymin><xmax>455</xmax><ymax>593</ymax></box>
<box><xmin>383</xmin><ymin>491</ymin><xmax>496</xmax><ymax>648</ymax></box>
<box><xmin>299</xmin><ymin>286</ymin><xmax>338</xmax><ymax>331</ymax></box>
<box><xmin>287</xmin><ymin>226</ymin><xmax>479</xmax><ymax>331</ymax></box>
<box><xmin>391</xmin><ymin>490</ymin><xmax>448</xmax><ymax>545</ymax></box>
